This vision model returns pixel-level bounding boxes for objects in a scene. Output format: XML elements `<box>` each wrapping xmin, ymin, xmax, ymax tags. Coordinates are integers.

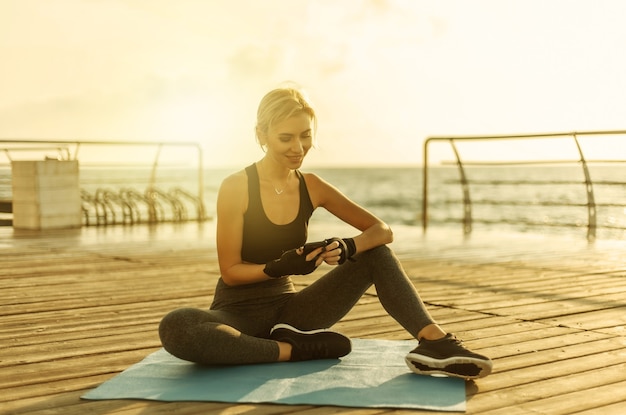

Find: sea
<box><xmin>1</xmin><ymin>164</ymin><xmax>626</xmax><ymax>241</ymax></box>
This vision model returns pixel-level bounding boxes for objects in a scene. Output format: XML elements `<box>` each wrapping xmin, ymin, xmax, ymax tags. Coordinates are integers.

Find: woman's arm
<box><xmin>216</xmin><ymin>172</ymin><xmax>268</xmax><ymax>286</ymax></box>
<box><xmin>305</xmin><ymin>173</ymin><xmax>393</xmax><ymax>259</ymax></box>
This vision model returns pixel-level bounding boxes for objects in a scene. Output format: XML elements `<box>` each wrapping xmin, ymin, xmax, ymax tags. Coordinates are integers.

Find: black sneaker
<box><xmin>269</xmin><ymin>323</ymin><xmax>352</xmax><ymax>361</ymax></box>
<box><xmin>405</xmin><ymin>333</ymin><xmax>493</xmax><ymax>379</ymax></box>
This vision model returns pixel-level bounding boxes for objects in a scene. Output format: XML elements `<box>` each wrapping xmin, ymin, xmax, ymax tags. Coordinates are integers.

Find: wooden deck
<box><xmin>2</xmin><ymin>223</ymin><xmax>625</xmax><ymax>414</ymax></box>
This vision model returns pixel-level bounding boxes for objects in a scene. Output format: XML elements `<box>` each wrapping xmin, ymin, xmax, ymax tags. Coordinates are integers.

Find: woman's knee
<box><xmin>357</xmin><ymin>244</ymin><xmax>394</xmax><ymax>262</ymax></box>
<box><xmin>158</xmin><ymin>308</ymin><xmax>197</xmax><ymax>350</ymax></box>
<box><xmin>354</xmin><ymin>245</ymin><xmax>402</xmax><ymax>273</ymax></box>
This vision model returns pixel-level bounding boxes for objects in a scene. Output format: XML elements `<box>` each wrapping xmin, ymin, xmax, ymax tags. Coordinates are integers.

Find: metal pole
<box><xmin>197</xmin><ymin>144</ymin><xmax>206</xmax><ymax>221</ymax></box>
<box><xmin>572</xmin><ymin>134</ymin><xmax>597</xmax><ymax>242</ymax></box>
<box><xmin>149</xmin><ymin>143</ymin><xmax>163</xmax><ymax>190</ymax></box>
<box><xmin>422</xmin><ymin>138</ymin><xmax>430</xmax><ymax>233</ymax></box>
<box><xmin>450</xmin><ymin>140</ymin><xmax>472</xmax><ymax>234</ymax></box>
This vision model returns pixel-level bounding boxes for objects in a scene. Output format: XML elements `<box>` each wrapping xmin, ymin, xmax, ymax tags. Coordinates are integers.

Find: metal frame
<box><xmin>422</xmin><ymin>130</ymin><xmax>626</xmax><ymax>241</ymax></box>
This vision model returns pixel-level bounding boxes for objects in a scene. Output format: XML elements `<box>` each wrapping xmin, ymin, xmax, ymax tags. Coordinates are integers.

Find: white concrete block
<box><xmin>11</xmin><ymin>160</ymin><xmax>82</xmax><ymax>230</ymax></box>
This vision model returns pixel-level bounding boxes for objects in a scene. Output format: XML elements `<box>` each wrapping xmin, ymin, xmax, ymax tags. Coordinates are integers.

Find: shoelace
<box><xmin>449</xmin><ymin>336</ymin><xmax>464</xmax><ymax>346</ymax></box>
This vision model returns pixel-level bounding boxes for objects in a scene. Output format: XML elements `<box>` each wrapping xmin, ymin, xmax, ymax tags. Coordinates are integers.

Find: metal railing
<box><xmin>422</xmin><ymin>130</ymin><xmax>626</xmax><ymax>241</ymax></box>
<box><xmin>0</xmin><ymin>139</ymin><xmax>208</xmax><ymax>226</ymax></box>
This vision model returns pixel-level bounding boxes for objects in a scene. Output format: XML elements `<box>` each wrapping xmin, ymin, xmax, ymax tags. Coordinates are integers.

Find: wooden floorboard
<box><xmin>1</xmin><ymin>224</ymin><xmax>625</xmax><ymax>414</ymax></box>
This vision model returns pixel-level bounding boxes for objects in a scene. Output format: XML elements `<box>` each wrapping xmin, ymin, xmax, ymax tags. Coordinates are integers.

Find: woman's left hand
<box><xmin>320</xmin><ymin>240</ymin><xmax>343</xmax><ymax>265</ymax></box>
<box><xmin>320</xmin><ymin>237</ymin><xmax>356</xmax><ymax>265</ymax></box>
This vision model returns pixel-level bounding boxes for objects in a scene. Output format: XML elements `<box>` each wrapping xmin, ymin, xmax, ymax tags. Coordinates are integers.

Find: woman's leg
<box><xmin>158</xmin><ymin>307</ymin><xmax>281</xmax><ymax>365</ymax></box>
<box><xmin>276</xmin><ymin>245</ymin><xmax>436</xmax><ymax>339</ymax></box>
<box><xmin>276</xmin><ymin>245</ymin><xmax>493</xmax><ymax>379</ymax></box>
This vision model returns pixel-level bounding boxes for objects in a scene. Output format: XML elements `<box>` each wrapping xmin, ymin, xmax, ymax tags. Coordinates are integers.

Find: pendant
<box><xmin>274</xmin><ymin>188</ymin><xmax>284</xmax><ymax>195</ymax></box>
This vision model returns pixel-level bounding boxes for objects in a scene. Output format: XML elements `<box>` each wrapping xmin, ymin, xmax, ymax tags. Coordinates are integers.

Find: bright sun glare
<box><xmin>155</xmin><ymin>97</ymin><xmax>214</xmax><ymax>142</ymax></box>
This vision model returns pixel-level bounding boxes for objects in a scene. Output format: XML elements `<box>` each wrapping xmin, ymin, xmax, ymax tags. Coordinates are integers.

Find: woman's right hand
<box><xmin>263</xmin><ymin>244</ymin><xmax>325</xmax><ymax>278</ymax></box>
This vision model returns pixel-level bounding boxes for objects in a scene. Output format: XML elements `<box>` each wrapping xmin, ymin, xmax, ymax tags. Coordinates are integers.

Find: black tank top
<box><xmin>241</xmin><ymin>163</ymin><xmax>314</xmax><ymax>264</ymax></box>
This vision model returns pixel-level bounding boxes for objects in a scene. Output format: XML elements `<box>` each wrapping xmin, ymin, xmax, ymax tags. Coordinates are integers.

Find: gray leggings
<box><xmin>158</xmin><ymin>245</ymin><xmax>435</xmax><ymax>365</ymax></box>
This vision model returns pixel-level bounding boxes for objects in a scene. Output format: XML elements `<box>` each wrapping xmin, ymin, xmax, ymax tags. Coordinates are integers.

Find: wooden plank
<box><xmin>574</xmin><ymin>401</ymin><xmax>626</xmax><ymax>415</ymax></box>
<box><xmin>478</xmin><ymin>379</ymin><xmax>626</xmax><ymax>415</ymax></box>
<box><xmin>0</xmin><ymin>350</ymin><xmax>156</xmax><ymax>393</ymax></box>
<box><xmin>481</xmin><ymin>362</ymin><xmax>626</xmax><ymax>407</ymax></box>
<box><xmin>537</xmin><ymin>306</ymin><xmax>626</xmax><ymax>331</ymax></box>
<box><xmin>3</xmin><ymin>226</ymin><xmax>626</xmax><ymax>414</ymax></box>
<box><xmin>468</xmin><ymin>348</ymin><xmax>626</xmax><ymax>413</ymax></box>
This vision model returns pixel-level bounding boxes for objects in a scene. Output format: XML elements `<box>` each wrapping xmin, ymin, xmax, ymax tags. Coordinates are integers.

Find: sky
<box><xmin>1</xmin><ymin>0</ymin><xmax>626</xmax><ymax>167</ymax></box>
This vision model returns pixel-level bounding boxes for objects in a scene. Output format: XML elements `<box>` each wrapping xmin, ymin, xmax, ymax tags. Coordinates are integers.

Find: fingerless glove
<box><xmin>263</xmin><ymin>246</ymin><xmax>321</xmax><ymax>278</ymax></box>
<box><xmin>324</xmin><ymin>237</ymin><xmax>357</xmax><ymax>264</ymax></box>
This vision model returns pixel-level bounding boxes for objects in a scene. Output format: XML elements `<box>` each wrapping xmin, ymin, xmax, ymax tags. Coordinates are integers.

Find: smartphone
<box><xmin>302</xmin><ymin>240</ymin><xmax>327</xmax><ymax>255</ymax></box>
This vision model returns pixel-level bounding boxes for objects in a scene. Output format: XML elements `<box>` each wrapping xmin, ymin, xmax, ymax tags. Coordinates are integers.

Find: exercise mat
<box><xmin>82</xmin><ymin>338</ymin><xmax>466</xmax><ymax>412</ymax></box>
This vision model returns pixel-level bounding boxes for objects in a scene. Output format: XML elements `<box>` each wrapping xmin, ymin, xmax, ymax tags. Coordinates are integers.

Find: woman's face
<box><xmin>263</xmin><ymin>112</ymin><xmax>313</xmax><ymax>169</ymax></box>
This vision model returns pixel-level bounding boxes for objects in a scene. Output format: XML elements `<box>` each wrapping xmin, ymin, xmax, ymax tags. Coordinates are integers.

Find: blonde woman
<box><xmin>159</xmin><ymin>87</ymin><xmax>493</xmax><ymax>379</ymax></box>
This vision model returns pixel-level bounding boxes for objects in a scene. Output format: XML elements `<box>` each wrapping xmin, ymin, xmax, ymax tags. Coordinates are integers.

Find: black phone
<box><xmin>302</xmin><ymin>240</ymin><xmax>328</xmax><ymax>255</ymax></box>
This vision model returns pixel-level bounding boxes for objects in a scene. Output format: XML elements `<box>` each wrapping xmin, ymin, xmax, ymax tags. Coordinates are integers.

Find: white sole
<box><xmin>405</xmin><ymin>353</ymin><xmax>493</xmax><ymax>379</ymax></box>
<box><xmin>270</xmin><ymin>323</ymin><xmax>331</xmax><ymax>336</ymax></box>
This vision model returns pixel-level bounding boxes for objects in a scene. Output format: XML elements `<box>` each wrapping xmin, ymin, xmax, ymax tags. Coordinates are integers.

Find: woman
<box><xmin>159</xmin><ymin>87</ymin><xmax>493</xmax><ymax>379</ymax></box>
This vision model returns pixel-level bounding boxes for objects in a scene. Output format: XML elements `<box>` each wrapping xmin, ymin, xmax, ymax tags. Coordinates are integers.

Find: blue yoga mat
<box><xmin>82</xmin><ymin>338</ymin><xmax>466</xmax><ymax>412</ymax></box>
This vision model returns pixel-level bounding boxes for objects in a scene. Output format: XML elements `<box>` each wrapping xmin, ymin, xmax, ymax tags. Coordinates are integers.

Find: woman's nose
<box><xmin>292</xmin><ymin>139</ymin><xmax>304</xmax><ymax>153</ymax></box>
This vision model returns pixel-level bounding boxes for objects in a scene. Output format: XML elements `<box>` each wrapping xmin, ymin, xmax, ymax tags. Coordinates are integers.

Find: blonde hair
<box><xmin>255</xmin><ymin>87</ymin><xmax>317</xmax><ymax>148</ymax></box>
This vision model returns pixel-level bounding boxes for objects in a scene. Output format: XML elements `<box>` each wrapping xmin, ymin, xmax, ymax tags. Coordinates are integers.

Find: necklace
<box><xmin>271</xmin><ymin>171</ymin><xmax>291</xmax><ymax>195</ymax></box>
<box><xmin>260</xmin><ymin>162</ymin><xmax>290</xmax><ymax>195</ymax></box>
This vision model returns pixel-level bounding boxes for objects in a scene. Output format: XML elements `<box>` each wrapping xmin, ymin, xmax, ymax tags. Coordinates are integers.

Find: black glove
<box><xmin>323</xmin><ymin>237</ymin><xmax>357</xmax><ymax>264</ymax></box>
<box><xmin>263</xmin><ymin>243</ymin><xmax>324</xmax><ymax>278</ymax></box>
